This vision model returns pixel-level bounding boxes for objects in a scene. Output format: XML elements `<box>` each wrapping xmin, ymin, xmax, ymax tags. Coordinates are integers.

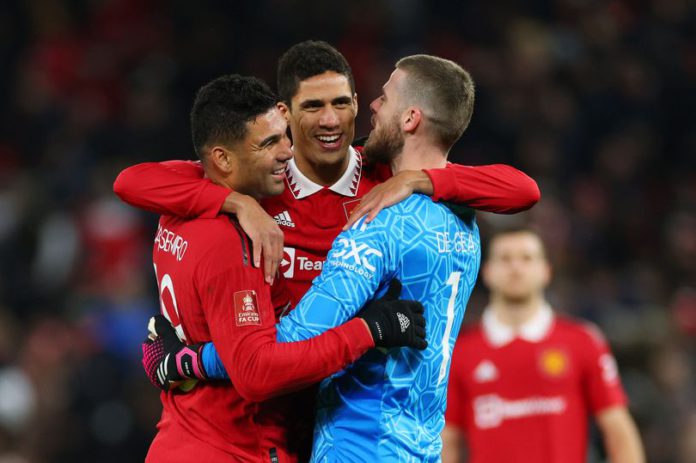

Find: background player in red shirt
<box><xmin>442</xmin><ymin>229</ymin><xmax>644</xmax><ymax>463</ymax></box>
<box><xmin>144</xmin><ymin>73</ymin><xmax>427</xmax><ymax>463</ymax></box>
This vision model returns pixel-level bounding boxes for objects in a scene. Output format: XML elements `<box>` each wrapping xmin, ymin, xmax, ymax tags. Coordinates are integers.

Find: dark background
<box><xmin>0</xmin><ymin>0</ymin><xmax>693</xmax><ymax>461</ymax></box>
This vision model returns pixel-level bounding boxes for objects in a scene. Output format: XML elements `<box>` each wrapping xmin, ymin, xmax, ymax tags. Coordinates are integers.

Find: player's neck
<box><xmin>293</xmin><ymin>151</ymin><xmax>350</xmax><ymax>187</ymax></box>
<box><xmin>392</xmin><ymin>137</ymin><xmax>447</xmax><ymax>173</ymax></box>
<box><xmin>490</xmin><ymin>295</ymin><xmax>547</xmax><ymax>329</ymax></box>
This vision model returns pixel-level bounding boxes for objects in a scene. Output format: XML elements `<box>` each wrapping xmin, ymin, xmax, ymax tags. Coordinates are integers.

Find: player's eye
<box><xmin>260</xmin><ymin>135</ymin><xmax>280</xmax><ymax>149</ymax></box>
<box><xmin>333</xmin><ymin>97</ymin><xmax>352</xmax><ymax>109</ymax></box>
<box><xmin>301</xmin><ymin>101</ymin><xmax>323</xmax><ymax>112</ymax></box>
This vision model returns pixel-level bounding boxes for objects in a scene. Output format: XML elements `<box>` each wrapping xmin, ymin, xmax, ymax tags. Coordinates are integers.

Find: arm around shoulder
<box><xmin>113</xmin><ymin>160</ymin><xmax>230</xmax><ymax>218</ymax></box>
<box><xmin>424</xmin><ymin>163</ymin><xmax>540</xmax><ymax>213</ymax></box>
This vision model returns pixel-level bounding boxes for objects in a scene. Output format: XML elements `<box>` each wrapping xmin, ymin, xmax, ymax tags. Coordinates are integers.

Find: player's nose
<box><xmin>318</xmin><ymin>106</ymin><xmax>340</xmax><ymax>128</ymax></box>
<box><xmin>277</xmin><ymin>135</ymin><xmax>293</xmax><ymax>161</ymax></box>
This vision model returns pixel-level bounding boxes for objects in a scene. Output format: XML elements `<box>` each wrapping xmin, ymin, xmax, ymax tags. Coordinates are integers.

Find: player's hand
<box><xmin>357</xmin><ymin>279</ymin><xmax>427</xmax><ymax>350</ymax></box>
<box><xmin>142</xmin><ymin>315</ymin><xmax>207</xmax><ymax>391</ymax></box>
<box><xmin>223</xmin><ymin>191</ymin><xmax>284</xmax><ymax>284</ymax></box>
<box><xmin>343</xmin><ymin>170</ymin><xmax>434</xmax><ymax>230</ymax></box>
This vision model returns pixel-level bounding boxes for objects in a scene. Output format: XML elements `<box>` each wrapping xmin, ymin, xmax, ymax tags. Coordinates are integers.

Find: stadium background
<box><xmin>0</xmin><ymin>0</ymin><xmax>693</xmax><ymax>461</ymax></box>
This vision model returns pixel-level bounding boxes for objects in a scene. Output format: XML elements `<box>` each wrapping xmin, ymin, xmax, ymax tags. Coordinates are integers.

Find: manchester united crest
<box><xmin>538</xmin><ymin>348</ymin><xmax>570</xmax><ymax>378</ymax></box>
<box><xmin>342</xmin><ymin>198</ymin><xmax>362</xmax><ymax>220</ymax></box>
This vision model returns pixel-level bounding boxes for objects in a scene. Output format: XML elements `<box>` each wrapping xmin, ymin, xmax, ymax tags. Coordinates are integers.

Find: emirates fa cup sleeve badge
<box><xmin>234</xmin><ymin>290</ymin><xmax>262</xmax><ymax>326</ymax></box>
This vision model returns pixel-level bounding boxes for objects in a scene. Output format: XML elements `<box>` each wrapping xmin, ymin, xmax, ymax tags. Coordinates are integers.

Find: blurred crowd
<box><xmin>0</xmin><ymin>0</ymin><xmax>693</xmax><ymax>461</ymax></box>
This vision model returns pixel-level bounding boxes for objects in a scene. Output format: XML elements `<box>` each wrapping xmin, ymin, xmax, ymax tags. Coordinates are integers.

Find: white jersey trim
<box><xmin>482</xmin><ymin>303</ymin><xmax>554</xmax><ymax>347</ymax></box>
<box><xmin>286</xmin><ymin>146</ymin><xmax>362</xmax><ymax>199</ymax></box>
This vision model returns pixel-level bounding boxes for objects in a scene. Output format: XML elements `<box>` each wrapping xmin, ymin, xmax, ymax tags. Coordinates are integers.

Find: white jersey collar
<box><xmin>482</xmin><ymin>303</ymin><xmax>554</xmax><ymax>347</ymax></box>
<box><xmin>286</xmin><ymin>146</ymin><xmax>362</xmax><ymax>199</ymax></box>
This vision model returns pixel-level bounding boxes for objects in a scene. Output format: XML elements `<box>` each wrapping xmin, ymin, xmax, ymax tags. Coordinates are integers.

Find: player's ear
<box><xmin>277</xmin><ymin>102</ymin><xmax>290</xmax><ymax>121</ymax></box>
<box><xmin>541</xmin><ymin>261</ymin><xmax>552</xmax><ymax>287</ymax></box>
<box><xmin>352</xmin><ymin>93</ymin><xmax>358</xmax><ymax>117</ymax></box>
<box><xmin>403</xmin><ymin>106</ymin><xmax>422</xmax><ymax>134</ymax></box>
<box><xmin>209</xmin><ymin>145</ymin><xmax>234</xmax><ymax>173</ymax></box>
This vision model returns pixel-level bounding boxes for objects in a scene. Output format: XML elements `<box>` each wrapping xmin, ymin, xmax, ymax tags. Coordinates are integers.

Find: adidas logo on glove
<box><xmin>397</xmin><ymin>312</ymin><xmax>410</xmax><ymax>333</ymax></box>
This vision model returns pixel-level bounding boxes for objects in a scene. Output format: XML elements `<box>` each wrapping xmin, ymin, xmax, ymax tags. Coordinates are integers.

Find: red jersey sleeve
<box><xmin>270</xmin><ymin>274</ymin><xmax>293</xmax><ymax>321</ymax></box>
<box><xmin>197</xmin><ymin>241</ymin><xmax>374</xmax><ymax>403</ymax></box>
<box><xmin>578</xmin><ymin>323</ymin><xmax>628</xmax><ymax>415</ymax></box>
<box><xmin>113</xmin><ymin>160</ymin><xmax>230</xmax><ymax>218</ymax></box>
<box><xmin>445</xmin><ymin>339</ymin><xmax>469</xmax><ymax>430</ymax></box>
<box><xmin>424</xmin><ymin>163</ymin><xmax>541</xmax><ymax>214</ymax></box>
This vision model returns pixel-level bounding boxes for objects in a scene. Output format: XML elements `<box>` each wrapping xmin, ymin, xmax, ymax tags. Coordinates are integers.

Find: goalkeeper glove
<box><xmin>142</xmin><ymin>315</ymin><xmax>207</xmax><ymax>391</ymax></box>
<box><xmin>357</xmin><ymin>279</ymin><xmax>427</xmax><ymax>350</ymax></box>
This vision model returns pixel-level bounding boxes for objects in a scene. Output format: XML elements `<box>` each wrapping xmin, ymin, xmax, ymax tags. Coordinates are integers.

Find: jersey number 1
<box><xmin>438</xmin><ymin>271</ymin><xmax>461</xmax><ymax>385</ymax></box>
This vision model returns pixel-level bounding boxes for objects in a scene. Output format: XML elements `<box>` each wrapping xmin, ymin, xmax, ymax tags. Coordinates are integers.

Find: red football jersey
<box><xmin>261</xmin><ymin>147</ymin><xmax>390</xmax><ymax>305</ymax></box>
<box><xmin>114</xmin><ymin>148</ymin><xmax>540</xmax><ymax>305</ymax></box>
<box><xmin>146</xmin><ymin>213</ymin><xmax>373</xmax><ymax>463</ymax></box>
<box><xmin>445</xmin><ymin>306</ymin><xmax>627</xmax><ymax>463</ymax></box>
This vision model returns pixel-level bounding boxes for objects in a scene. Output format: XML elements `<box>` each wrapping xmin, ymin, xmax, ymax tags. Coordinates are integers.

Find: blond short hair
<box><xmin>396</xmin><ymin>54</ymin><xmax>475</xmax><ymax>149</ymax></box>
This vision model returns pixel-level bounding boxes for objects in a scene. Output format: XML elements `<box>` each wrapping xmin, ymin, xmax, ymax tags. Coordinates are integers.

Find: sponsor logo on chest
<box><xmin>473</xmin><ymin>394</ymin><xmax>567</xmax><ymax>429</ymax></box>
<box><xmin>328</xmin><ymin>238</ymin><xmax>382</xmax><ymax>279</ymax></box>
<box><xmin>281</xmin><ymin>247</ymin><xmax>324</xmax><ymax>279</ymax></box>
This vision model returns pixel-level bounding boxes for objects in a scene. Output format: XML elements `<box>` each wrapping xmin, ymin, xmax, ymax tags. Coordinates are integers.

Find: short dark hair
<box><xmin>277</xmin><ymin>40</ymin><xmax>355</xmax><ymax>105</ymax></box>
<box><xmin>396</xmin><ymin>55</ymin><xmax>475</xmax><ymax>149</ymax></box>
<box><xmin>486</xmin><ymin>227</ymin><xmax>547</xmax><ymax>260</ymax></box>
<box><xmin>190</xmin><ymin>74</ymin><xmax>278</xmax><ymax>159</ymax></box>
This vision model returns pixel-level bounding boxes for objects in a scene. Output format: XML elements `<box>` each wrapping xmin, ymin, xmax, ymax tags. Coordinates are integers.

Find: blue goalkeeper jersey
<box><xmin>202</xmin><ymin>194</ymin><xmax>480</xmax><ymax>462</ymax></box>
<box><xmin>277</xmin><ymin>194</ymin><xmax>480</xmax><ymax>462</ymax></box>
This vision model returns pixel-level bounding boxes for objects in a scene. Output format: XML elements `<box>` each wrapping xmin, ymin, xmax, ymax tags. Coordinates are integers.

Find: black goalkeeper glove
<box><xmin>142</xmin><ymin>315</ymin><xmax>207</xmax><ymax>391</ymax></box>
<box><xmin>357</xmin><ymin>279</ymin><xmax>427</xmax><ymax>350</ymax></box>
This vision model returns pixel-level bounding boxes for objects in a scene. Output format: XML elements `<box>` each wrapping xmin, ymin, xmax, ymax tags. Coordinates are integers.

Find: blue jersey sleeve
<box><xmin>201</xmin><ymin>213</ymin><xmax>401</xmax><ymax>379</ymax></box>
<box><xmin>277</xmin><ymin>214</ymin><xmax>400</xmax><ymax>342</ymax></box>
<box><xmin>201</xmin><ymin>342</ymin><xmax>228</xmax><ymax>379</ymax></box>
